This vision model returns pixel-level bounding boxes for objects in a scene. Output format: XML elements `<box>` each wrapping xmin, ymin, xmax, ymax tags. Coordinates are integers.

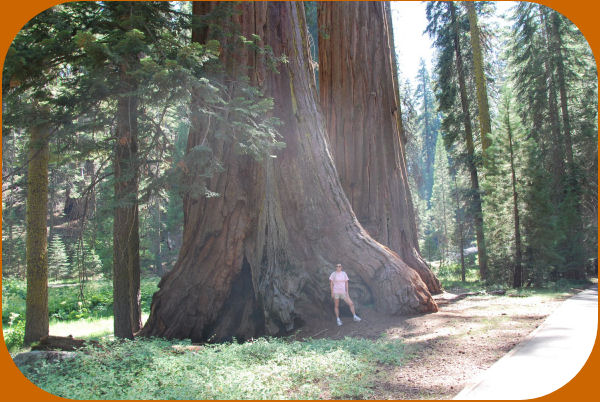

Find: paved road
<box><xmin>454</xmin><ymin>285</ymin><xmax>598</xmax><ymax>400</ymax></box>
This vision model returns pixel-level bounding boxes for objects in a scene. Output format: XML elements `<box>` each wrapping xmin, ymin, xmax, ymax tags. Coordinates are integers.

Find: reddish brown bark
<box><xmin>317</xmin><ymin>2</ymin><xmax>441</xmax><ymax>293</ymax></box>
<box><xmin>140</xmin><ymin>2</ymin><xmax>437</xmax><ymax>343</ymax></box>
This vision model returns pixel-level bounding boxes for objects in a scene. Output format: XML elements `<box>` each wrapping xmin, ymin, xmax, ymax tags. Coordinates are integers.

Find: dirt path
<box><xmin>296</xmin><ymin>289</ymin><xmax>576</xmax><ymax>400</ymax></box>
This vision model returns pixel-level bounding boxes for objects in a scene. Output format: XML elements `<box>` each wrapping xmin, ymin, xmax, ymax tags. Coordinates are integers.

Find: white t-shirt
<box><xmin>329</xmin><ymin>271</ymin><xmax>349</xmax><ymax>294</ymax></box>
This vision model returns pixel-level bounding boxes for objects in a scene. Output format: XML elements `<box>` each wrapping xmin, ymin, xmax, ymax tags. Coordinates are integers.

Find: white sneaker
<box><xmin>336</xmin><ymin>317</ymin><xmax>343</xmax><ymax>326</ymax></box>
<box><xmin>353</xmin><ymin>315</ymin><xmax>361</xmax><ymax>322</ymax></box>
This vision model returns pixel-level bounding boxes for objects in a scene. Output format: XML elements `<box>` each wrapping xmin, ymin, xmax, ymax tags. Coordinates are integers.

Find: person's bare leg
<box><xmin>345</xmin><ymin>297</ymin><xmax>356</xmax><ymax>316</ymax></box>
<box><xmin>334</xmin><ymin>297</ymin><xmax>340</xmax><ymax>318</ymax></box>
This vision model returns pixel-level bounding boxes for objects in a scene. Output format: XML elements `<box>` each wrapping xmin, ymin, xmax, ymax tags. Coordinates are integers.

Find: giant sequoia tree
<box><xmin>317</xmin><ymin>2</ymin><xmax>440</xmax><ymax>294</ymax></box>
<box><xmin>141</xmin><ymin>2</ymin><xmax>437</xmax><ymax>342</ymax></box>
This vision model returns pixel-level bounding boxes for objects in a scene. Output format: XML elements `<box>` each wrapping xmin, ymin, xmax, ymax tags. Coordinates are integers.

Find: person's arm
<box><xmin>330</xmin><ymin>279</ymin><xmax>334</xmax><ymax>298</ymax></box>
<box><xmin>345</xmin><ymin>279</ymin><xmax>349</xmax><ymax>296</ymax></box>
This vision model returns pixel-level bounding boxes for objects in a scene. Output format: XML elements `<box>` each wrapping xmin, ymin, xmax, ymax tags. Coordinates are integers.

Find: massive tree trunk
<box><xmin>449</xmin><ymin>2</ymin><xmax>488</xmax><ymax>281</ymax></box>
<box><xmin>112</xmin><ymin>68</ymin><xmax>142</xmax><ymax>339</ymax></box>
<box><xmin>464</xmin><ymin>1</ymin><xmax>492</xmax><ymax>154</ymax></box>
<box><xmin>140</xmin><ymin>1</ymin><xmax>437</xmax><ymax>343</ymax></box>
<box><xmin>317</xmin><ymin>2</ymin><xmax>441</xmax><ymax>294</ymax></box>
<box><xmin>24</xmin><ymin>112</ymin><xmax>50</xmax><ymax>345</ymax></box>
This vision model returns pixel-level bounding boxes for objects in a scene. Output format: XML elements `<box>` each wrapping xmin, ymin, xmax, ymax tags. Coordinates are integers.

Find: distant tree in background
<box><xmin>483</xmin><ymin>86</ymin><xmax>527</xmax><ymax>286</ymax></box>
<box><xmin>413</xmin><ymin>59</ymin><xmax>441</xmax><ymax>205</ymax></box>
<box><xmin>427</xmin><ymin>132</ymin><xmax>454</xmax><ymax>268</ymax></box>
<box><xmin>48</xmin><ymin>235</ymin><xmax>70</xmax><ymax>281</ymax></box>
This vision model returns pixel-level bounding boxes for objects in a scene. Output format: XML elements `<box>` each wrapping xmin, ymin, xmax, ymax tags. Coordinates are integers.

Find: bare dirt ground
<box><xmin>296</xmin><ymin>287</ymin><xmax>580</xmax><ymax>400</ymax></box>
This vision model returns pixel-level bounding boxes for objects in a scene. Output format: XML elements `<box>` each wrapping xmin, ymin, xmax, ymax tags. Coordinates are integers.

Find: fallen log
<box><xmin>31</xmin><ymin>335</ymin><xmax>99</xmax><ymax>351</ymax></box>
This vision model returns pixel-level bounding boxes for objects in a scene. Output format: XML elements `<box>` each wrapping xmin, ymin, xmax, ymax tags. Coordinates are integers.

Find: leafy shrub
<box><xmin>3</xmin><ymin>277</ymin><xmax>160</xmax><ymax>326</ymax></box>
<box><xmin>2</xmin><ymin>279</ymin><xmax>27</xmax><ymax>324</ymax></box>
<box><xmin>3</xmin><ymin>313</ymin><xmax>25</xmax><ymax>352</ymax></box>
<box><xmin>19</xmin><ymin>336</ymin><xmax>405</xmax><ymax>399</ymax></box>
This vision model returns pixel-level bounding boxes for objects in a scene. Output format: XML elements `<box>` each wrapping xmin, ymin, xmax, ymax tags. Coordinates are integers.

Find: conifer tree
<box><xmin>24</xmin><ymin>111</ymin><xmax>50</xmax><ymax>345</ymax></box>
<box><xmin>483</xmin><ymin>86</ymin><xmax>527</xmax><ymax>286</ymax></box>
<box><xmin>429</xmin><ymin>132</ymin><xmax>454</xmax><ymax>268</ymax></box>
<box><xmin>413</xmin><ymin>59</ymin><xmax>441</xmax><ymax>204</ymax></box>
<box><xmin>3</xmin><ymin>4</ymin><xmax>80</xmax><ymax>344</ymax></box>
<box><xmin>509</xmin><ymin>3</ymin><xmax>593</xmax><ymax>281</ymax></box>
<box><xmin>426</xmin><ymin>1</ymin><xmax>488</xmax><ymax>280</ymax></box>
<box><xmin>48</xmin><ymin>235</ymin><xmax>70</xmax><ymax>281</ymax></box>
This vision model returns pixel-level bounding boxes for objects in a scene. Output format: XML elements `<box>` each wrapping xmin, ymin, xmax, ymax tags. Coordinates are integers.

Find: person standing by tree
<box><xmin>329</xmin><ymin>264</ymin><xmax>361</xmax><ymax>326</ymax></box>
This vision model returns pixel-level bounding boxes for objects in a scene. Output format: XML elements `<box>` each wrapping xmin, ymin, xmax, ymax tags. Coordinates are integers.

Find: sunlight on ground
<box><xmin>49</xmin><ymin>313</ymin><xmax>150</xmax><ymax>339</ymax></box>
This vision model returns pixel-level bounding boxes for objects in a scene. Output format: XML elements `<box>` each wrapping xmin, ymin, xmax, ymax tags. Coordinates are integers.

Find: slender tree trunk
<box><xmin>453</xmin><ymin>174</ymin><xmax>466</xmax><ymax>283</ymax></box>
<box><xmin>419</xmin><ymin>70</ymin><xmax>434</xmax><ymax>201</ymax></box>
<box><xmin>318</xmin><ymin>1</ymin><xmax>440</xmax><ymax>293</ymax></box>
<box><xmin>440</xmin><ymin>174</ymin><xmax>449</xmax><ymax>268</ymax></box>
<box><xmin>464</xmin><ymin>1</ymin><xmax>492</xmax><ymax>154</ymax></box>
<box><xmin>505</xmin><ymin>100</ymin><xmax>523</xmax><ymax>288</ymax></box>
<box><xmin>24</xmin><ymin>113</ymin><xmax>50</xmax><ymax>345</ymax></box>
<box><xmin>141</xmin><ymin>2</ymin><xmax>437</xmax><ymax>343</ymax></box>
<box><xmin>113</xmin><ymin>68</ymin><xmax>141</xmax><ymax>339</ymax></box>
<box><xmin>154</xmin><ymin>192</ymin><xmax>162</xmax><ymax>276</ymax></box>
<box><xmin>449</xmin><ymin>2</ymin><xmax>488</xmax><ymax>281</ymax></box>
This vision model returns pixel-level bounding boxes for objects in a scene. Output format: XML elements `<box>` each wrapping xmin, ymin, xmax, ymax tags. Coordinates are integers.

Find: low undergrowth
<box><xmin>2</xmin><ymin>277</ymin><xmax>159</xmax><ymax>352</ymax></box>
<box><xmin>20</xmin><ymin>336</ymin><xmax>406</xmax><ymax>399</ymax></box>
<box><xmin>432</xmin><ymin>263</ymin><xmax>593</xmax><ymax>298</ymax></box>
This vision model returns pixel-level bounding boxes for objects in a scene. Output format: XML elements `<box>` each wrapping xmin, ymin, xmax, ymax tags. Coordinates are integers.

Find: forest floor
<box><xmin>294</xmin><ymin>286</ymin><xmax>587</xmax><ymax>400</ymax></box>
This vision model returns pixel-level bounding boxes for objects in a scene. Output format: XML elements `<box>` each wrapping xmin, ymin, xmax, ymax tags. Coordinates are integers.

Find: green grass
<box><xmin>4</xmin><ymin>275</ymin><xmax>406</xmax><ymax>399</ymax></box>
<box><xmin>4</xmin><ymin>272</ymin><xmax>595</xmax><ymax>399</ymax></box>
<box><xmin>18</xmin><ymin>336</ymin><xmax>405</xmax><ymax>400</ymax></box>
<box><xmin>2</xmin><ymin>277</ymin><xmax>159</xmax><ymax>351</ymax></box>
<box><xmin>2</xmin><ymin>277</ymin><xmax>159</xmax><ymax>322</ymax></box>
<box><xmin>48</xmin><ymin>313</ymin><xmax>150</xmax><ymax>340</ymax></box>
